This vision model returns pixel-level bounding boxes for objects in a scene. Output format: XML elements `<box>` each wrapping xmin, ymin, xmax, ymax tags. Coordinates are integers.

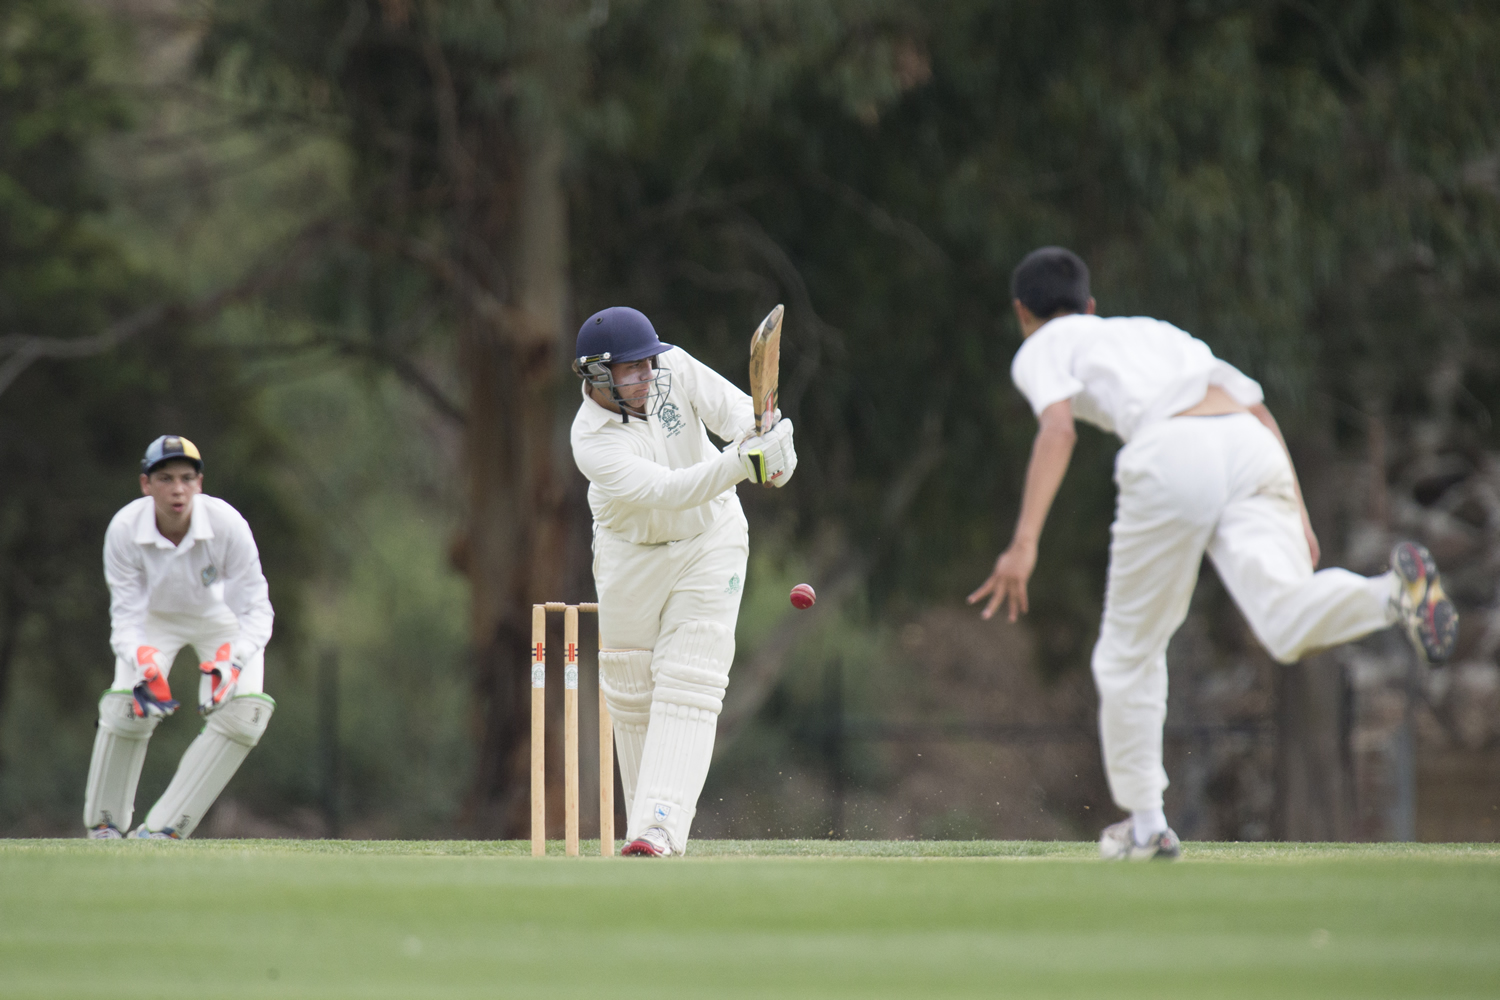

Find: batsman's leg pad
<box><xmin>143</xmin><ymin>694</ymin><xmax>274</xmax><ymax>838</ymax></box>
<box><xmin>630</xmin><ymin>621</ymin><xmax>735</xmax><ymax>851</ymax></box>
<box><xmin>599</xmin><ymin>648</ymin><xmax>653</xmax><ymax>811</ymax></box>
<box><xmin>84</xmin><ymin>691</ymin><xmax>160</xmax><ymax>832</ymax></box>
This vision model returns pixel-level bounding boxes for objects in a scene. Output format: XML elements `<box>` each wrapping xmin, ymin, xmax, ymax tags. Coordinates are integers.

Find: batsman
<box><xmin>84</xmin><ymin>435</ymin><xmax>275</xmax><ymax>839</ymax></box>
<box><xmin>570</xmin><ymin>305</ymin><xmax>796</xmax><ymax>856</ymax></box>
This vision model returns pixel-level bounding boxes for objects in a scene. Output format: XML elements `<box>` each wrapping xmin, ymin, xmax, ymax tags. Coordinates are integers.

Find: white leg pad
<box><xmin>84</xmin><ymin>691</ymin><xmax>160</xmax><ymax>832</ymax></box>
<box><xmin>599</xmin><ymin>649</ymin><xmax>653</xmax><ymax>811</ymax></box>
<box><xmin>143</xmin><ymin>694</ymin><xmax>274</xmax><ymax>838</ymax></box>
<box><xmin>629</xmin><ymin>621</ymin><xmax>734</xmax><ymax>852</ymax></box>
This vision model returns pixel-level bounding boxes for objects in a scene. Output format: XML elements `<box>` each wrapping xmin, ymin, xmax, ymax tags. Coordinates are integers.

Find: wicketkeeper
<box><xmin>570</xmin><ymin>306</ymin><xmax>796</xmax><ymax>856</ymax></box>
<box><xmin>84</xmin><ymin>435</ymin><xmax>275</xmax><ymax>839</ymax></box>
<box><xmin>969</xmin><ymin>247</ymin><xmax>1458</xmax><ymax>860</ymax></box>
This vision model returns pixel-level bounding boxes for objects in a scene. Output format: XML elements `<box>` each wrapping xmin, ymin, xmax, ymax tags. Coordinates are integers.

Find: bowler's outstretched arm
<box><xmin>968</xmin><ymin>399</ymin><xmax>1076</xmax><ymax>621</ymax></box>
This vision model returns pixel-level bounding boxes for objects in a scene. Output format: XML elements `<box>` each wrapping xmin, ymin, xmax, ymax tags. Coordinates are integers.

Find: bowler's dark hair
<box><xmin>1010</xmin><ymin>247</ymin><xmax>1091</xmax><ymax>318</ymax></box>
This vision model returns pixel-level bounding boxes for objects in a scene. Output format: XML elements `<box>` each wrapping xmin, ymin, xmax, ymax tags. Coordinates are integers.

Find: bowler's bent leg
<box><xmin>1208</xmin><ymin>425</ymin><xmax>1395</xmax><ymax>664</ymax></box>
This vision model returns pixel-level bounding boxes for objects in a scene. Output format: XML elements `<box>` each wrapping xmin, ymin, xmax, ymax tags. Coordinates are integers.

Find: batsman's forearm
<box><xmin>1011</xmin><ymin>423</ymin><xmax>1076</xmax><ymax>546</ymax></box>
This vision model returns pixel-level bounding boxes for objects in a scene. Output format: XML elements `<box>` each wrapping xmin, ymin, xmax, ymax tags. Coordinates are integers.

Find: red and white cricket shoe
<box><xmin>1391</xmin><ymin>542</ymin><xmax>1459</xmax><ymax>663</ymax></box>
<box><xmin>621</xmin><ymin>827</ymin><xmax>675</xmax><ymax>857</ymax></box>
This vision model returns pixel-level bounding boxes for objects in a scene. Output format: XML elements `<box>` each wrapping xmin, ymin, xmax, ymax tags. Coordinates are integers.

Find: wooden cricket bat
<box><xmin>749</xmin><ymin>304</ymin><xmax>783</xmax><ymax>437</ymax></box>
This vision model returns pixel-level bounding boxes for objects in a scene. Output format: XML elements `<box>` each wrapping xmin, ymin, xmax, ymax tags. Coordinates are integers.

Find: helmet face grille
<box><xmin>577</xmin><ymin>359</ymin><xmax>672</xmax><ymax>419</ymax></box>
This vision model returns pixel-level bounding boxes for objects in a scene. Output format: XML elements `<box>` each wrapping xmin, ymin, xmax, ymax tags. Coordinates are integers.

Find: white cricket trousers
<box><xmin>593</xmin><ymin>502</ymin><xmax>748</xmax><ymax>850</ymax></box>
<box><xmin>1095</xmin><ymin>413</ymin><xmax>1395</xmax><ymax>812</ymax></box>
<box><xmin>109</xmin><ymin>610</ymin><xmax>266</xmax><ymax>697</ymax></box>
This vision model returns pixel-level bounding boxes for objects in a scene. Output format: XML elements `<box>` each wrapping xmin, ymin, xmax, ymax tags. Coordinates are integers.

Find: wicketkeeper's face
<box><xmin>140</xmin><ymin>462</ymin><xmax>203</xmax><ymax>519</ymax></box>
<box><xmin>609</xmin><ymin>359</ymin><xmax>655</xmax><ymax>411</ymax></box>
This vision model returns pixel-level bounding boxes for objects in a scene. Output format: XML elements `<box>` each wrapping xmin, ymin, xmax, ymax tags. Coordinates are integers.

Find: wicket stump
<box><xmin>531</xmin><ymin>602</ymin><xmax>615</xmax><ymax>857</ymax></box>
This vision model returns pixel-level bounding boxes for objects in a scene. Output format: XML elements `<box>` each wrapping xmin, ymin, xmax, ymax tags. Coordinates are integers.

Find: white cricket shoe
<box><xmin>132</xmin><ymin>824</ymin><xmax>180</xmax><ymax>840</ymax></box>
<box><xmin>621</xmin><ymin>826</ymin><xmax>675</xmax><ymax>857</ymax></box>
<box><xmin>88</xmin><ymin>823</ymin><xmax>123</xmax><ymax>840</ymax></box>
<box><xmin>1099</xmin><ymin>820</ymin><xmax>1181</xmax><ymax>861</ymax></box>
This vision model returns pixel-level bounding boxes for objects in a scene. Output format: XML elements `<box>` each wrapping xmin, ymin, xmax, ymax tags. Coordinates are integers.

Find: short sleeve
<box><xmin>1010</xmin><ymin>329</ymin><xmax>1084</xmax><ymax>416</ymax></box>
<box><xmin>1208</xmin><ymin>359</ymin><xmax>1264</xmax><ymax>407</ymax></box>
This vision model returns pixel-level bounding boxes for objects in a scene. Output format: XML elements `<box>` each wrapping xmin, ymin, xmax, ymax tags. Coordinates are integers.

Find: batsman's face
<box><xmin>609</xmin><ymin>359</ymin><xmax>655</xmax><ymax>411</ymax></box>
<box><xmin>140</xmin><ymin>463</ymin><xmax>202</xmax><ymax>520</ymax></box>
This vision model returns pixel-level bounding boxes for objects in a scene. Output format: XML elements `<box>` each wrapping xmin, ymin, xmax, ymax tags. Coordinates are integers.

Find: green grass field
<box><xmin>3</xmin><ymin>840</ymin><xmax>1497</xmax><ymax>999</ymax></box>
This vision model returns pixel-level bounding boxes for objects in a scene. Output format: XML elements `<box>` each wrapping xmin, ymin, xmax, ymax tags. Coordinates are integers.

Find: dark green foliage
<box><xmin>570</xmin><ymin>0</ymin><xmax>1500</xmax><ymax>672</ymax></box>
<box><xmin>0</xmin><ymin>0</ymin><xmax>310</xmax><ymax>830</ymax></box>
<box><xmin>2</xmin><ymin>0</ymin><xmax>1494</xmax><ymax>836</ymax></box>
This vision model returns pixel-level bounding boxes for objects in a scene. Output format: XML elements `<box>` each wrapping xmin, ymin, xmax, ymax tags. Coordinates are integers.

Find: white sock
<box><xmin>1132</xmin><ymin>808</ymin><xmax>1168</xmax><ymax>846</ymax></box>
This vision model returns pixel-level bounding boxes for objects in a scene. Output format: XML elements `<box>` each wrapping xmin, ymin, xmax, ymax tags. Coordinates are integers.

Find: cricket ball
<box><xmin>790</xmin><ymin>583</ymin><xmax>816</xmax><ymax>610</ymax></box>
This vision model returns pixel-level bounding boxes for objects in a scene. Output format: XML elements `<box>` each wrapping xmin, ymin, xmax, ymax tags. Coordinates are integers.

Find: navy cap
<box><xmin>576</xmin><ymin>307</ymin><xmax>673</xmax><ymax>364</ymax></box>
<box><xmin>141</xmin><ymin>435</ymin><xmax>203</xmax><ymax>474</ymax></box>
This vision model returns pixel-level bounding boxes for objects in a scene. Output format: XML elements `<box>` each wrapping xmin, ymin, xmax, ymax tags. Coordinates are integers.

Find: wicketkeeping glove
<box><xmin>198</xmin><ymin>642</ymin><xmax>242</xmax><ymax>715</ymax></box>
<box><xmin>737</xmin><ymin>417</ymin><xmax>797</xmax><ymax>486</ymax></box>
<box><xmin>132</xmin><ymin>646</ymin><xmax>179</xmax><ymax>719</ymax></box>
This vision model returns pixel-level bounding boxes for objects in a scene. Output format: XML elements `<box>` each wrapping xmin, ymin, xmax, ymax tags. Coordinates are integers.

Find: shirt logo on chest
<box><xmin>658</xmin><ymin>401</ymin><xmax>684</xmax><ymax>438</ymax></box>
<box><xmin>201</xmin><ymin>564</ymin><xmax>218</xmax><ymax>587</ymax></box>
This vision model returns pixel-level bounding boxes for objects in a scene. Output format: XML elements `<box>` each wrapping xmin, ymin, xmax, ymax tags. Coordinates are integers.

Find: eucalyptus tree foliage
<box><xmin>573</xmin><ymin>0</ymin><xmax>1500</xmax><ymax>674</ymax></box>
<box><xmin>199</xmin><ymin>0</ymin><xmax>924</xmax><ymax>831</ymax></box>
<box><xmin>0</xmin><ymin>0</ymin><xmax>306</xmax><ymax>816</ymax></box>
<box><xmin>199</xmin><ymin>0</ymin><xmax>1500</xmax><ymax>708</ymax></box>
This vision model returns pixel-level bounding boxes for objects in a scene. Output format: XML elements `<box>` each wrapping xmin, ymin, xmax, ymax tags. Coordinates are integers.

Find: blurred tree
<box><xmin>0</xmin><ymin>0</ymin><xmax>309</xmax><ymax>825</ymax></box>
<box><xmin>198</xmin><ymin>0</ymin><xmax>922</xmax><ymax>833</ymax></box>
<box><xmin>194</xmin><ymin>0</ymin><xmax>1500</xmax><ymax>837</ymax></box>
<box><xmin>201</xmin><ymin>0</ymin><xmax>593</xmax><ymax>834</ymax></box>
<box><xmin>572</xmin><ymin>0</ymin><xmax>1500</xmax><ymax>691</ymax></box>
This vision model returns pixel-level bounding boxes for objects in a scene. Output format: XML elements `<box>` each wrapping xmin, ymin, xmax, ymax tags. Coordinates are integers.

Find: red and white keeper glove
<box><xmin>131</xmin><ymin>646</ymin><xmax>179</xmax><ymax>719</ymax></box>
<box><xmin>737</xmin><ymin>417</ymin><xmax>797</xmax><ymax>487</ymax></box>
<box><xmin>197</xmin><ymin>642</ymin><xmax>242</xmax><ymax>715</ymax></box>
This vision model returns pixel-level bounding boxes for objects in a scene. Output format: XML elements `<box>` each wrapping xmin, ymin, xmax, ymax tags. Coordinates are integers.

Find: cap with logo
<box><xmin>141</xmin><ymin>435</ymin><xmax>203</xmax><ymax>475</ymax></box>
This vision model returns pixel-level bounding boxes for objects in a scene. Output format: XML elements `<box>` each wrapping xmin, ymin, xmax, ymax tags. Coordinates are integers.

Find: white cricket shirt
<box><xmin>571</xmin><ymin>346</ymin><xmax>757</xmax><ymax>545</ymax></box>
<box><xmin>104</xmin><ymin>494</ymin><xmax>274</xmax><ymax>666</ymax></box>
<box><xmin>1010</xmin><ymin>313</ymin><xmax>1264</xmax><ymax>442</ymax></box>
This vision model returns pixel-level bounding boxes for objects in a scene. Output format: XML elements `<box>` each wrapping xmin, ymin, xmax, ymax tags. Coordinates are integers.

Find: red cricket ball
<box><xmin>790</xmin><ymin>583</ymin><xmax>816</xmax><ymax>610</ymax></box>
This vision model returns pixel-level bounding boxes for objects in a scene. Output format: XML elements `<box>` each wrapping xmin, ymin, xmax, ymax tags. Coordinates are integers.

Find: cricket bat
<box><xmin>749</xmin><ymin>304</ymin><xmax>783</xmax><ymax>437</ymax></box>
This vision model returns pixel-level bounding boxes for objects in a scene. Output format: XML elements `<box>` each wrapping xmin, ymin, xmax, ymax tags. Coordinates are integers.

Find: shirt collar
<box><xmin>577</xmin><ymin>381</ymin><xmax>635</xmax><ymax>429</ymax></box>
<box><xmin>190</xmin><ymin>498</ymin><xmax>215</xmax><ymax>541</ymax></box>
<box><xmin>133</xmin><ymin>496</ymin><xmax>214</xmax><ymax>549</ymax></box>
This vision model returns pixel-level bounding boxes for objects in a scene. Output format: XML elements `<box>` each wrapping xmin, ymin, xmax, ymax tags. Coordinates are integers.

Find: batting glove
<box><xmin>737</xmin><ymin>417</ymin><xmax>797</xmax><ymax>486</ymax></box>
<box><xmin>198</xmin><ymin>642</ymin><xmax>242</xmax><ymax>715</ymax></box>
<box><xmin>132</xmin><ymin>647</ymin><xmax>178</xmax><ymax>718</ymax></box>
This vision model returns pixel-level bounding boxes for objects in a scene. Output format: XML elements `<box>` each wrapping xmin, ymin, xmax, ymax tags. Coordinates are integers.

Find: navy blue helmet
<box><xmin>573</xmin><ymin>307</ymin><xmax>674</xmax><ymax>420</ymax></box>
<box><xmin>575</xmin><ymin>306</ymin><xmax>673</xmax><ymax>364</ymax></box>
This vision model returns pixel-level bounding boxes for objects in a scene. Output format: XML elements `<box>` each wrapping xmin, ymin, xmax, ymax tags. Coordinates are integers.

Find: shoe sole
<box><xmin>621</xmin><ymin>841</ymin><xmax>663</xmax><ymax>857</ymax></box>
<box><xmin>1099</xmin><ymin>824</ymin><xmax>1181</xmax><ymax>861</ymax></box>
<box><xmin>1393</xmin><ymin>542</ymin><xmax>1459</xmax><ymax>663</ymax></box>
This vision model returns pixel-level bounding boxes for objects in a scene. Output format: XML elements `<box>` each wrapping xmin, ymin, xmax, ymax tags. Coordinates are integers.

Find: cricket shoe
<box><xmin>621</xmin><ymin>827</ymin><xmax>675</xmax><ymax>857</ymax></box>
<box><xmin>1099</xmin><ymin>820</ymin><xmax>1181</xmax><ymax>861</ymax></box>
<box><xmin>1391</xmin><ymin>541</ymin><xmax>1459</xmax><ymax>663</ymax></box>
<box><xmin>88</xmin><ymin>823</ymin><xmax>123</xmax><ymax>840</ymax></box>
<box><xmin>132</xmin><ymin>825</ymin><xmax>180</xmax><ymax>840</ymax></box>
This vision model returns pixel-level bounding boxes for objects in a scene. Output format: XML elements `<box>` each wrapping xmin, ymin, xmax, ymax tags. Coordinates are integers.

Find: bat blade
<box><xmin>749</xmin><ymin>304</ymin><xmax>783</xmax><ymax>437</ymax></box>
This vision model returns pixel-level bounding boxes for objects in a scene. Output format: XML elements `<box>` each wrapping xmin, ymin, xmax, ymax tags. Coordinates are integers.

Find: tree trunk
<box><xmin>1273</xmin><ymin>650</ymin><xmax>1355</xmax><ymax>840</ymax></box>
<box><xmin>464</xmin><ymin>117</ymin><xmax>571</xmax><ymax>837</ymax></box>
<box><xmin>1273</xmin><ymin>413</ymin><xmax>1356</xmax><ymax>841</ymax></box>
